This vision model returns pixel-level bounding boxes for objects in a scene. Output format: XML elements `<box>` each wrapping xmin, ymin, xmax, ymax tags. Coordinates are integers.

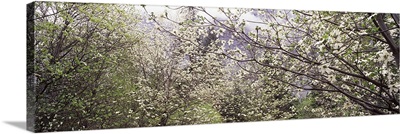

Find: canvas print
<box><xmin>27</xmin><ymin>1</ymin><xmax>400</xmax><ymax>132</ymax></box>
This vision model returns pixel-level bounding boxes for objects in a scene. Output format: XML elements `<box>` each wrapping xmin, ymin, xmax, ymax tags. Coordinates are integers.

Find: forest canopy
<box><xmin>27</xmin><ymin>2</ymin><xmax>399</xmax><ymax>132</ymax></box>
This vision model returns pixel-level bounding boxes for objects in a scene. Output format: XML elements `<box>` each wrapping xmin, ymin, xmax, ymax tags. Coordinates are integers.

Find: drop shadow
<box><xmin>4</xmin><ymin>121</ymin><xmax>26</xmax><ymax>130</ymax></box>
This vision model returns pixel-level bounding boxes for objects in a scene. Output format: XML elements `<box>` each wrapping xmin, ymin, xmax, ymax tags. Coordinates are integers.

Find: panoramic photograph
<box><xmin>27</xmin><ymin>1</ymin><xmax>399</xmax><ymax>132</ymax></box>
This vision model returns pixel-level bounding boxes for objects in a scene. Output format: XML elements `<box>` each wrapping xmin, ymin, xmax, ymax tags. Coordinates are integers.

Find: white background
<box><xmin>0</xmin><ymin>0</ymin><xmax>399</xmax><ymax>133</ymax></box>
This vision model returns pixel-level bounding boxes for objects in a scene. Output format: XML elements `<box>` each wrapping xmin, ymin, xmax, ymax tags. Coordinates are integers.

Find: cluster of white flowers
<box><xmin>331</xmin><ymin>29</ymin><xmax>340</xmax><ymax>36</ymax></box>
<box><xmin>318</xmin><ymin>63</ymin><xmax>333</xmax><ymax>74</ymax></box>
<box><xmin>389</xmin><ymin>81</ymin><xmax>400</xmax><ymax>93</ymax></box>
<box><xmin>376</xmin><ymin>48</ymin><xmax>394</xmax><ymax>64</ymax></box>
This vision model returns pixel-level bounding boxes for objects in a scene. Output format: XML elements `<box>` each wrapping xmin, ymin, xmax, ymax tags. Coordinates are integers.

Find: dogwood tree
<box><xmin>30</xmin><ymin>2</ymin><xmax>143</xmax><ymax>131</ymax></box>
<box><xmin>147</xmin><ymin>6</ymin><xmax>399</xmax><ymax>115</ymax></box>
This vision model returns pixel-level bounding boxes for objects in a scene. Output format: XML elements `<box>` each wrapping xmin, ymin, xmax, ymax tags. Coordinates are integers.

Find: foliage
<box><xmin>149</xmin><ymin>7</ymin><xmax>399</xmax><ymax>115</ymax></box>
<box><xmin>294</xmin><ymin>92</ymin><xmax>367</xmax><ymax>119</ymax></box>
<box><xmin>29</xmin><ymin>2</ymin><xmax>399</xmax><ymax>132</ymax></box>
<box><xmin>32</xmin><ymin>2</ymin><xmax>141</xmax><ymax>131</ymax></box>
